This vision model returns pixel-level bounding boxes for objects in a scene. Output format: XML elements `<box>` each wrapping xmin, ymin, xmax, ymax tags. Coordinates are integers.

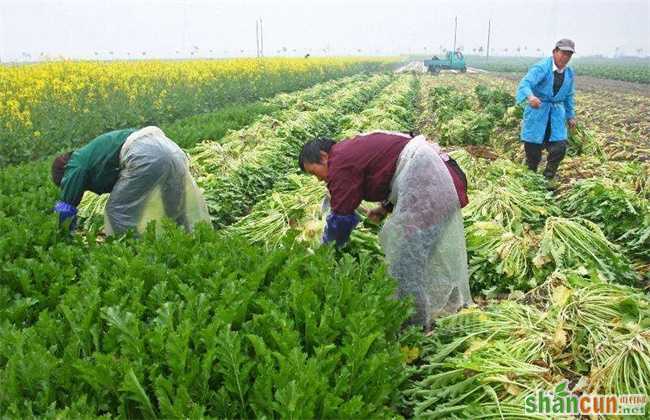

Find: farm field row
<box><xmin>391</xmin><ymin>74</ymin><xmax>649</xmax><ymax>417</ymax></box>
<box><xmin>0</xmin><ymin>58</ymin><xmax>395</xmax><ymax>166</ymax></box>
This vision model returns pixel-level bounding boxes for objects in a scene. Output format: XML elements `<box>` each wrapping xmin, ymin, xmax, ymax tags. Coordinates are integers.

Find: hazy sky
<box><xmin>1</xmin><ymin>0</ymin><xmax>648</xmax><ymax>62</ymax></box>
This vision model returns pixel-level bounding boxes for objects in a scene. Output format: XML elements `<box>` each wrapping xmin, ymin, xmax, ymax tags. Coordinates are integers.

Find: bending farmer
<box><xmin>299</xmin><ymin>131</ymin><xmax>473</xmax><ymax>330</ymax></box>
<box><xmin>516</xmin><ymin>38</ymin><xmax>576</xmax><ymax>185</ymax></box>
<box><xmin>51</xmin><ymin>126</ymin><xmax>210</xmax><ymax>235</ymax></box>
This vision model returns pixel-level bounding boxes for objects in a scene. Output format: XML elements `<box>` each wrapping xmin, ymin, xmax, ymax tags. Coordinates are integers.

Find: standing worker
<box><xmin>516</xmin><ymin>39</ymin><xmax>577</xmax><ymax>187</ymax></box>
<box><xmin>51</xmin><ymin>126</ymin><xmax>210</xmax><ymax>235</ymax></box>
<box><xmin>299</xmin><ymin>131</ymin><xmax>473</xmax><ymax>330</ymax></box>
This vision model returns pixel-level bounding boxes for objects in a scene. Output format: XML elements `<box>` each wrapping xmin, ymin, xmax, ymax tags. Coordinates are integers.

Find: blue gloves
<box><xmin>322</xmin><ymin>213</ymin><xmax>359</xmax><ymax>247</ymax></box>
<box><xmin>53</xmin><ymin>201</ymin><xmax>78</xmax><ymax>230</ymax></box>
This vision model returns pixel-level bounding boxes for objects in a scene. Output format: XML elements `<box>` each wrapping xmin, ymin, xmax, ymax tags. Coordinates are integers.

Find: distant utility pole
<box><xmin>486</xmin><ymin>19</ymin><xmax>491</xmax><ymax>61</ymax></box>
<box><xmin>256</xmin><ymin>20</ymin><xmax>260</xmax><ymax>57</ymax></box>
<box><xmin>260</xmin><ymin>18</ymin><xmax>264</xmax><ymax>57</ymax></box>
<box><xmin>255</xmin><ymin>18</ymin><xmax>264</xmax><ymax>57</ymax></box>
<box><xmin>452</xmin><ymin>16</ymin><xmax>458</xmax><ymax>53</ymax></box>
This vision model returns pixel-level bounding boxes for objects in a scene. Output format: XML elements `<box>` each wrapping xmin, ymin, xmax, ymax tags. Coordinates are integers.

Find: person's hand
<box><xmin>365</xmin><ymin>206</ymin><xmax>388</xmax><ymax>224</ymax></box>
<box><xmin>527</xmin><ymin>95</ymin><xmax>542</xmax><ymax>109</ymax></box>
<box><xmin>568</xmin><ymin>118</ymin><xmax>577</xmax><ymax>130</ymax></box>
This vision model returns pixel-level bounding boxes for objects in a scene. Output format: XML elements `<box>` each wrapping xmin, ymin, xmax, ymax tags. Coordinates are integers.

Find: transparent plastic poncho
<box><xmin>104</xmin><ymin>127</ymin><xmax>210</xmax><ymax>236</ymax></box>
<box><xmin>379</xmin><ymin>136</ymin><xmax>473</xmax><ymax>330</ymax></box>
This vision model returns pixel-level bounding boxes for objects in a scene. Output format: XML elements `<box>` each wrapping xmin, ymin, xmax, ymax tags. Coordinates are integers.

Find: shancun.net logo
<box><xmin>524</xmin><ymin>381</ymin><xmax>647</xmax><ymax>416</ymax></box>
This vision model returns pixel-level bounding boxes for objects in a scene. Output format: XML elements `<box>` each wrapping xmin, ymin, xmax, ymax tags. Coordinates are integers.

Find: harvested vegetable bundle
<box><xmin>418</xmin><ymin>85</ymin><xmax>471</xmax><ymax>136</ymax></box>
<box><xmin>463</xmin><ymin>177</ymin><xmax>555</xmax><ymax>228</ymax></box>
<box><xmin>567</xmin><ymin>125</ymin><xmax>604</xmax><ymax>158</ymax></box>
<box><xmin>588</xmin><ymin>328</ymin><xmax>650</xmax><ymax>395</ymax></box>
<box><xmin>227</xmin><ymin>175</ymin><xmax>325</xmax><ymax>248</ymax></box>
<box><xmin>539</xmin><ymin>271</ymin><xmax>650</xmax><ymax>395</ymax></box>
<box><xmin>227</xmin><ymin>174</ymin><xmax>381</xmax><ymax>256</ymax></box>
<box><xmin>190</xmin><ymin>114</ymin><xmax>280</xmax><ymax>175</ymax></box>
<box><xmin>559</xmin><ymin>178</ymin><xmax>649</xmax><ymax>260</ymax></box>
<box><xmin>447</xmin><ymin>148</ymin><xmax>490</xmax><ymax>192</ymax></box>
<box><xmin>403</xmin><ymin>269</ymin><xmax>650</xmax><ymax>418</ymax></box>
<box><xmin>77</xmin><ymin>191</ymin><xmax>109</xmax><ymax>231</ymax></box>
<box><xmin>346</xmin><ymin>227</ymin><xmax>383</xmax><ymax>256</ymax></box>
<box><xmin>559</xmin><ymin>179</ymin><xmax>640</xmax><ymax>232</ymax></box>
<box><xmin>423</xmin><ymin>84</ymin><xmax>516</xmax><ymax>147</ymax></box>
<box><xmin>499</xmin><ymin>104</ymin><xmax>524</xmax><ymax>129</ymax></box>
<box><xmin>437</xmin><ymin>109</ymin><xmax>494</xmax><ymax>146</ymax></box>
<box><xmin>465</xmin><ymin>221</ymin><xmax>537</xmax><ymax>294</ymax></box>
<box><xmin>483</xmin><ymin>159</ymin><xmax>547</xmax><ymax>191</ymax></box>
<box><xmin>474</xmin><ymin>84</ymin><xmax>513</xmax><ymax>106</ymax></box>
<box><xmin>605</xmin><ymin>160</ymin><xmax>650</xmax><ymax>199</ymax></box>
<box><xmin>429</xmin><ymin>86</ymin><xmax>472</xmax><ymax>116</ymax></box>
<box><xmin>474</xmin><ymin>84</ymin><xmax>515</xmax><ymax>121</ymax></box>
<box><xmin>620</xmin><ymin>222</ymin><xmax>650</xmax><ymax>263</ymax></box>
<box><xmin>404</xmin><ymin>302</ymin><xmax>558</xmax><ymax>419</ymax></box>
<box><xmin>534</xmin><ymin>217</ymin><xmax>639</xmax><ymax>285</ymax></box>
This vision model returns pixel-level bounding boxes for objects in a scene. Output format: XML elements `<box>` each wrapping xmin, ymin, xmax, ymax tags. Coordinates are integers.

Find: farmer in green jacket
<box><xmin>51</xmin><ymin>126</ymin><xmax>210</xmax><ymax>235</ymax></box>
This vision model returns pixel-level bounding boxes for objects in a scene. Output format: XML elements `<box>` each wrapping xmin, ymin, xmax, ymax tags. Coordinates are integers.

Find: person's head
<box><xmin>552</xmin><ymin>39</ymin><xmax>575</xmax><ymax>70</ymax></box>
<box><xmin>51</xmin><ymin>152</ymin><xmax>72</xmax><ymax>187</ymax></box>
<box><xmin>298</xmin><ymin>138</ymin><xmax>336</xmax><ymax>181</ymax></box>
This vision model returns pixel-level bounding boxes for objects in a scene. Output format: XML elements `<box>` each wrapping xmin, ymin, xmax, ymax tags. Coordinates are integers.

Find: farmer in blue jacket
<box><xmin>516</xmin><ymin>39</ymin><xmax>576</xmax><ymax>184</ymax></box>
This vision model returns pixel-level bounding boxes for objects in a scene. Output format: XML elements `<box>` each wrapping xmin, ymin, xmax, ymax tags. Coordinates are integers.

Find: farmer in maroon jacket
<box><xmin>299</xmin><ymin>131</ymin><xmax>472</xmax><ymax>330</ymax></box>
